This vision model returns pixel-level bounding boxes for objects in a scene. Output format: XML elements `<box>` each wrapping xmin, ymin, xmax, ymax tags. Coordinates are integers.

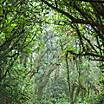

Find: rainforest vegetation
<box><xmin>0</xmin><ymin>0</ymin><xmax>104</xmax><ymax>104</ymax></box>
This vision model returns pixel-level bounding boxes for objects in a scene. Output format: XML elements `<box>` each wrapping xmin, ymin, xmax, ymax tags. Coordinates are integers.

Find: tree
<box><xmin>40</xmin><ymin>0</ymin><xmax>104</xmax><ymax>61</ymax></box>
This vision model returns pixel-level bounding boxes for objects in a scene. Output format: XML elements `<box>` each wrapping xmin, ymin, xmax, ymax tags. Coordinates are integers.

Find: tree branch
<box><xmin>67</xmin><ymin>50</ymin><xmax>104</xmax><ymax>61</ymax></box>
<box><xmin>41</xmin><ymin>0</ymin><xmax>74</xmax><ymax>20</ymax></box>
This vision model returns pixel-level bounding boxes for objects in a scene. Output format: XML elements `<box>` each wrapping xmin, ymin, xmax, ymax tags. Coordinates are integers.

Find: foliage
<box><xmin>0</xmin><ymin>0</ymin><xmax>104</xmax><ymax>104</ymax></box>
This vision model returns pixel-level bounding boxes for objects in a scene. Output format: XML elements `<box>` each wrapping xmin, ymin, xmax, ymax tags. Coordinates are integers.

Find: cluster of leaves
<box><xmin>0</xmin><ymin>0</ymin><xmax>104</xmax><ymax>104</ymax></box>
<box><xmin>0</xmin><ymin>0</ymin><xmax>44</xmax><ymax>103</ymax></box>
<box><xmin>39</xmin><ymin>1</ymin><xmax>104</xmax><ymax>103</ymax></box>
<box><xmin>0</xmin><ymin>63</ymin><xmax>32</xmax><ymax>104</ymax></box>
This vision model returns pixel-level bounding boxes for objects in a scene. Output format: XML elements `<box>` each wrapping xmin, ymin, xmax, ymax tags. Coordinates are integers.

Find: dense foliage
<box><xmin>0</xmin><ymin>0</ymin><xmax>104</xmax><ymax>104</ymax></box>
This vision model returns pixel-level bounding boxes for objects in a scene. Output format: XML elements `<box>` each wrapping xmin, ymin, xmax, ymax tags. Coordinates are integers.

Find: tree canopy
<box><xmin>0</xmin><ymin>0</ymin><xmax>104</xmax><ymax>104</ymax></box>
<box><xmin>41</xmin><ymin>0</ymin><xmax>104</xmax><ymax>61</ymax></box>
